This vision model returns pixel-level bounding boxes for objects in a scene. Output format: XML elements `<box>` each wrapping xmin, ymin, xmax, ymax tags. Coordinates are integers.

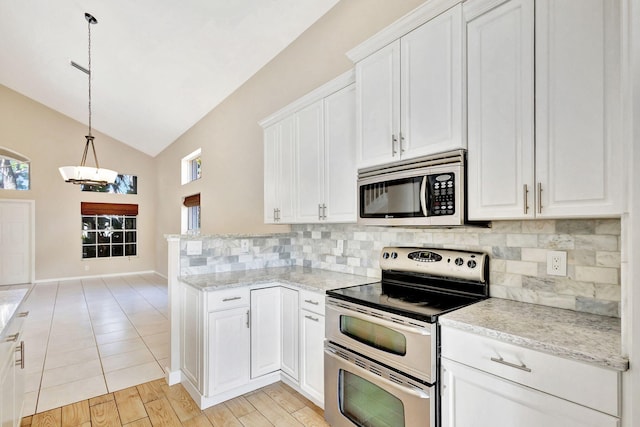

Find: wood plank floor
<box><xmin>22</xmin><ymin>380</ymin><xmax>330</xmax><ymax>427</ymax></box>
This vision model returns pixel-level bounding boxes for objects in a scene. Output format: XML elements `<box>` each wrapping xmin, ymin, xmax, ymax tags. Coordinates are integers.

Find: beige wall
<box><xmin>0</xmin><ymin>84</ymin><xmax>156</xmax><ymax>281</ymax></box>
<box><xmin>154</xmin><ymin>0</ymin><xmax>427</xmax><ymax>276</ymax></box>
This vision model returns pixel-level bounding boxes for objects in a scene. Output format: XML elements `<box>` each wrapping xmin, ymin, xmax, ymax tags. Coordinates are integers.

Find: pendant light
<box><xmin>59</xmin><ymin>12</ymin><xmax>118</xmax><ymax>186</ymax></box>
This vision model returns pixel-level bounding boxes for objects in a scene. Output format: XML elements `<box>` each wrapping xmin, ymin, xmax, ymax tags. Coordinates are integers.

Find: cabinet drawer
<box><xmin>441</xmin><ymin>326</ymin><xmax>620</xmax><ymax>417</ymax></box>
<box><xmin>207</xmin><ymin>288</ymin><xmax>250</xmax><ymax>311</ymax></box>
<box><xmin>299</xmin><ymin>290</ymin><xmax>325</xmax><ymax>315</ymax></box>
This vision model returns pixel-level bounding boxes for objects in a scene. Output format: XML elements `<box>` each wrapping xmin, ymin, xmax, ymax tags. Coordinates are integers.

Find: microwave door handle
<box><xmin>420</xmin><ymin>176</ymin><xmax>428</xmax><ymax>216</ymax></box>
<box><xmin>325</xmin><ymin>349</ymin><xmax>430</xmax><ymax>400</ymax></box>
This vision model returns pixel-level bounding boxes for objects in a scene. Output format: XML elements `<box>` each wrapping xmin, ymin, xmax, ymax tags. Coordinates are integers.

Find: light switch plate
<box><xmin>546</xmin><ymin>250</ymin><xmax>567</xmax><ymax>276</ymax></box>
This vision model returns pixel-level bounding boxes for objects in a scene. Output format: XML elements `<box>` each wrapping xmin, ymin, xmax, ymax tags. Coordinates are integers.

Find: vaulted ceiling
<box><xmin>0</xmin><ymin>0</ymin><xmax>339</xmax><ymax>157</ymax></box>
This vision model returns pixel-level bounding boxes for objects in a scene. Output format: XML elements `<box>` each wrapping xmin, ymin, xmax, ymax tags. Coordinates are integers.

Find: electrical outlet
<box><xmin>240</xmin><ymin>239</ymin><xmax>250</xmax><ymax>253</ymax></box>
<box><xmin>547</xmin><ymin>250</ymin><xmax>567</xmax><ymax>276</ymax></box>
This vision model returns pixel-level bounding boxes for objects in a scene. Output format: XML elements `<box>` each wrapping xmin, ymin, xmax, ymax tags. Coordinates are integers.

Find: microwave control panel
<box><xmin>427</xmin><ymin>173</ymin><xmax>455</xmax><ymax>216</ymax></box>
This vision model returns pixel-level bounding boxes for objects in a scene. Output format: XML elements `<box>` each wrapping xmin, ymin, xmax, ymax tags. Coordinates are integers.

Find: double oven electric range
<box><xmin>324</xmin><ymin>247</ymin><xmax>489</xmax><ymax>427</ymax></box>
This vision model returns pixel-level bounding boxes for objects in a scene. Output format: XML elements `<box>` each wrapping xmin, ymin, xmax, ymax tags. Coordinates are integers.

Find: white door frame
<box><xmin>0</xmin><ymin>199</ymin><xmax>35</xmax><ymax>284</ymax></box>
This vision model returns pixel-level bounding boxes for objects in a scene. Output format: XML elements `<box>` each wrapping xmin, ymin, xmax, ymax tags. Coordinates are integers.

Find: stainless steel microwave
<box><xmin>358</xmin><ymin>149</ymin><xmax>465</xmax><ymax>226</ymax></box>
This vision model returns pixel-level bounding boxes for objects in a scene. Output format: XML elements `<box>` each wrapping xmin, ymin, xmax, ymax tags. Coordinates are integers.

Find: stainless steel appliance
<box><xmin>358</xmin><ymin>150</ymin><xmax>465</xmax><ymax>226</ymax></box>
<box><xmin>324</xmin><ymin>247</ymin><xmax>489</xmax><ymax>427</ymax></box>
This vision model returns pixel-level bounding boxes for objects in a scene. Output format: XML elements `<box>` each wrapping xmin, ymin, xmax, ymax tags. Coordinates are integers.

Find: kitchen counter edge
<box><xmin>440</xmin><ymin>297</ymin><xmax>629</xmax><ymax>372</ymax></box>
<box><xmin>179</xmin><ymin>266</ymin><xmax>374</xmax><ymax>294</ymax></box>
<box><xmin>0</xmin><ymin>284</ymin><xmax>33</xmax><ymax>338</ymax></box>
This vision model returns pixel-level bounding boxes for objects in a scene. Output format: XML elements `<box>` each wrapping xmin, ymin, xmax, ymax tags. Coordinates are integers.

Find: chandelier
<box><xmin>59</xmin><ymin>13</ymin><xmax>118</xmax><ymax>186</ymax></box>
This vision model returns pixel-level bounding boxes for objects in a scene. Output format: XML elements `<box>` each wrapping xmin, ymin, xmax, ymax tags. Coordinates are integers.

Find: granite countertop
<box><xmin>179</xmin><ymin>266</ymin><xmax>373</xmax><ymax>293</ymax></box>
<box><xmin>0</xmin><ymin>285</ymin><xmax>32</xmax><ymax>338</ymax></box>
<box><xmin>440</xmin><ymin>298</ymin><xmax>628</xmax><ymax>371</ymax></box>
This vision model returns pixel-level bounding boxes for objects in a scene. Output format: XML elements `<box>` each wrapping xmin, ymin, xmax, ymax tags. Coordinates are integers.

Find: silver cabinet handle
<box><xmin>18</xmin><ymin>311</ymin><xmax>29</xmax><ymax>318</ymax></box>
<box><xmin>523</xmin><ymin>184</ymin><xmax>529</xmax><ymax>214</ymax></box>
<box><xmin>392</xmin><ymin>134</ymin><xmax>398</xmax><ymax>156</ymax></box>
<box><xmin>318</xmin><ymin>204</ymin><xmax>323</xmax><ymax>221</ymax></box>
<box><xmin>304</xmin><ymin>299</ymin><xmax>319</xmax><ymax>305</ymax></box>
<box><xmin>246</xmin><ymin>310</ymin><xmax>250</xmax><ymax>328</ymax></box>
<box><xmin>15</xmin><ymin>341</ymin><xmax>24</xmax><ymax>369</ymax></box>
<box><xmin>305</xmin><ymin>315</ymin><xmax>319</xmax><ymax>322</ymax></box>
<box><xmin>399</xmin><ymin>131</ymin><xmax>405</xmax><ymax>153</ymax></box>
<box><xmin>222</xmin><ymin>296</ymin><xmax>241</xmax><ymax>302</ymax></box>
<box><xmin>273</xmin><ymin>208</ymin><xmax>277</xmax><ymax>222</ymax></box>
<box><xmin>537</xmin><ymin>183</ymin><xmax>543</xmax><ymax>214</ymax></box>
<box><xmin>490</xmin><ymin>356</ymin><xmax>532</xmax><ymax>373</ymax></box>
<box><xmin>323</xmin><ymin>204</ymin><xmax>327</xmax><ymax>220</ymax></box>
<box><xmin>5</xmin><ymin>333</ymin><xmax>19</xmax><ymax>343</ymax></box>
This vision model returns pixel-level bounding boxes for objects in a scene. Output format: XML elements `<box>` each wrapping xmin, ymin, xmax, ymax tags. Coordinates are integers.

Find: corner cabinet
<box><xmin>261</xmin><ymin>71</ymin><xmax>357</xmax><ymax>225</ymax></box>
<box><xmin>441</xmin><ymin>326</ymin><xmax>620</xmax><ymax>427</ymax></box>
<box><xmin>466</xmin><ymin>0</ymin><xmax>623</xmax><ymax>220</ymax></box>
<box><xmin>349</xmin><ymin>2</ymin><xmax>463</xmax><ymax>168</ymax></box>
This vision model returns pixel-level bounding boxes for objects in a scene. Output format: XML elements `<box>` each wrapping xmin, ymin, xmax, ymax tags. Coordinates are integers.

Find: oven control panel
<box><xmin>380</xmin><ymin>247</ymin><xmax>487</xmax><ymax>283</ymax></box>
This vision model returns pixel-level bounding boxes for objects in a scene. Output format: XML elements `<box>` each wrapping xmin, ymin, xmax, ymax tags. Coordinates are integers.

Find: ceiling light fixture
<box><xmin>59</xmin><ymin>13</ymin><xmax>118</xmax><ymax>186</ymax></box>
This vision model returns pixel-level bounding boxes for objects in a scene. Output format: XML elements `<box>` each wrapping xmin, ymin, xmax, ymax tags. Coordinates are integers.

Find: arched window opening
<box><xmin>0</xmin><ymin>148</ymin><xmax>30</xmax><ymax>190</ymax></box>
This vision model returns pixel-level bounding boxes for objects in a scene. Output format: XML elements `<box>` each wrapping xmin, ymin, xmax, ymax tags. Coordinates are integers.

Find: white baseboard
<box><xmin>33</xmin><ymin>270</ymin><xmax>162</xmax><ymax>284</ymax></box>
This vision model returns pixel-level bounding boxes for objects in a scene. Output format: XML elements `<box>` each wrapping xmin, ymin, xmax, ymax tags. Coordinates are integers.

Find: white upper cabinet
<box><xmin>263</xmin><ymin>115</ymin><xmax>295</xmax><ymax>224</ymax></box>
<box><xmin>466</xmin><ymin>0</ymin><xmax>535</xmax><ymax>219</ymax></box>
<box><xmin>467</xmin><ymin>0</ymin><xmax>622</xmax><ymax>220</ymax></box>
<box><xmin>261</xmin><ymin>71</ymin><xmax>357</xmax><ymax>224</ymax></box>
<box><xmin>350</xmin><ymin>2</ymin><xmax>464</xmax><ymax>169</ymax></box>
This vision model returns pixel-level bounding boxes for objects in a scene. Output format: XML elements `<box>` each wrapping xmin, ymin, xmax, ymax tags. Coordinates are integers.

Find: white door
<box><xmin>207</xmin><ymin>308</ymin><xmax>250</xmax><ymax>395</ymax></box>
<box><xmin>300</xmin><ymin>310</ymin><xmax>325</xmax><ymax>407</ymax></box>
<box><xmin>250</xmin><ymin>287</ymin><xmax>282</xmax><ymax>378</ymax></box>
<box><xmin>441</xmin><ymin>358</ymin><xmax>619</xmax><ymax>427</ymax></box>
<box><xmin>465</xmin><ymin>0</ymin><xmax>535</xmax><ymax>220</ymax></box>
<box><xmin>324</xmin><ymin>84</ymin><xmax>357</xmax><ymax>223</ymax></box>
<box><xmin>534</xmin><ymin>0</ymin><xmax>622</xmax><ymax>217</ymax></box>
<box><xmin>400</xmin><ymin>4</ymin><xmax>463</xmax><ymax>159</ymax></box>
<box><xmin>280</xmin><ymin>287</ymin><xmax>299</xmax><ymax>380</ymax></box>
<box><xmin>0</xmin><ymin>200</ymin><xmax>33</xmax><ymax>285</ymax></box>
<box><xmin>356</xmin><ymin>41</ymin><xmax>401</xmax><ymax>168</ymax></box>
<box><xmin>295</xmin><ymin>101</ymin><xmax>325</xmax><ymax>223</ymax></box>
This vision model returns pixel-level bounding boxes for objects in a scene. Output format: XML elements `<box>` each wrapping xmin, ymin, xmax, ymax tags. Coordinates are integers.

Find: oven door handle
<box><xmin>328</xmin><ymin>305</ymin><xmax>431</xmax><ymax>336</ymax></box>
<box><xmin>325</xmin><ymin>348</ymin><xmax>430</xmax><ymax>400</ymax></box>
<box><xmin>420</xmin><ymin>176</ymin><xmax>428</xmax><ymax>216</ymax></box>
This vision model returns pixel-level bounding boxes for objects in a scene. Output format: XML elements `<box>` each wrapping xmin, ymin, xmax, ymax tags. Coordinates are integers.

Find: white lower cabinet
<box><xmin>207</xmin><ymin>307</ymin><xmax>250</xmax><ymax>395</ymax></box>
<box><xmin>1</xmin><ymin>312</ymin><xmax>26</xmax><ymax>427</ymax></box>
<box><xmin>280</xmin><ymin>287</ymin><xmax>299</xmax><ymax>380</ymax></box>
<box><xmin>299</xmin><ymin>289</ymin><xmax>326</xmax><ymax>407</ymax></box>
<box><xmin>440</xmin><ymin>326</ymin><xmax>620</xmax><ymax>427</ymax></box>
<box><xmin>180</xmin><ymin>284</ymin><xmax>202</xmax><ymax>390</ymax></box>
<box><xmin>250</xmin><ymin>287</ymin><xmax>281</xmax><ymax>378</ymax></box>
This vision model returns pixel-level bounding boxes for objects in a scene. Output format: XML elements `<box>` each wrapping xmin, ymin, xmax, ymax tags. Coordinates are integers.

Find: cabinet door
<box><xmin>465</xmin><ymin>0</ymin><xmax>535</xmax><ymax>220</ymax></box>
<box><xmin>250</xmin><ymin>287</ymin><xmax>281</xmax><ymax>378</ymax></box>
<box><xmin>281</xmin><ymin>288</ymin><xmax>299</xmax><ymax>380</ymax></box>
<box><xmin>295</xmin><ymin>101</ymin><xmax>325</xmax><ymax>223</ymax></box>
<box><xmin>441</xmin><ymin>358</ymin><xmax>619</xmax><ymax>427</ymax></box>
<box><xmin>401</xmin><ymin>4</ymin><xmax>463</xmax><ymax>159</ymax></box>
<box><xmin>207</xmin><ymin>308</ymin><xmax>250</xmax><ymax>395</ymax></box>
<box><xmin>356</xmin><ymin>41</ymin><xmax>401</xmax><ymax>168</ymax></box>
<box><xmin>181</xmin><ymin>284</ymin><xmax>202</xmax><ymax>391</ymax></box>
<box><xmin>278</xmin><ymin>116</ymin><xmax>296</xmax><ymax>223</ymax></box>
<box><xmin>0</xmin><ymin>341</ymin><xmax>16</xmax><ymax>427</ymax></box>
<box><xmin>300</xmin><ymin>310</ymin><xmax>325</xmax><ymax>406</ymax></box>
<box><xmin>324</xmin><ymin>84</ymin><xmax>357</xmax><ymax>222</ymax></box>
<box><xmin>535</xmin><ymin>0</ymin><xmax>622</xmax><ymax>217</ymax></box>
<box><xmin>263</xmin><ymin>125</ymin><xmax>279</xmax><ymax>224</ymax></box>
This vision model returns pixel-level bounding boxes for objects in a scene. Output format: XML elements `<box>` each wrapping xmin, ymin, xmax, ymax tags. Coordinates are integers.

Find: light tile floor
<box><xmin>19</xmin><ymin>273</ymin><xmax>169</xmax><ymax>415</ymax></box>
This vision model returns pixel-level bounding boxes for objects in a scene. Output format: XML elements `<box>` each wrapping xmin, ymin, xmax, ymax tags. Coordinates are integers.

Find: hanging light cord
<box><xmin>80</xmin><ymin>13</ymin><xmax>99</xmax><ymax>169</ymax></box>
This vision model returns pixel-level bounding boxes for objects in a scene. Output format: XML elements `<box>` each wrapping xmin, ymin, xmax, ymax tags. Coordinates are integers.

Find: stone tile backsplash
<box><xmin>179</xmin><ymin>219</ymin><xmax>621</xmax><ymax>317</ymax></box>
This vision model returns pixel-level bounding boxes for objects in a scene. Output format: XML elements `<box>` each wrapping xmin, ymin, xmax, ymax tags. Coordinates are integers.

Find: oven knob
<box><xmin>383</xmin><ymin>252</ymin><xmax>390</xmax><ymax>259</ymax></box>
<box><xmin>455</xmin><ymin>257</ymin><xmax>464</xmax><ymax>266</ymax></box>
<box><xmin>467</xmin><ymin>259</ymin><xmax>477</xmax><ymax>269</ymax></box>
<box><xmin>391</xmin><ymin>252</ymin><xmax>398</xmax><ymax>259</ymax></box>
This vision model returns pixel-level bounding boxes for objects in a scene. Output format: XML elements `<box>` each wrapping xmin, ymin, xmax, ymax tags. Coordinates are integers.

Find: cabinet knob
<box><xmin>392</xmin><ymin>134</ymin><xmax>398</xmax><ymax>156</ymax></box>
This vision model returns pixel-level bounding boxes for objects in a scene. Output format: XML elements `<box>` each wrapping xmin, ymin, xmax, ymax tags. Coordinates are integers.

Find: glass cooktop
<box><xmin>326</xmin><ymin>281</ymin><xmax>483</xmax><ymax>323</ymax></box>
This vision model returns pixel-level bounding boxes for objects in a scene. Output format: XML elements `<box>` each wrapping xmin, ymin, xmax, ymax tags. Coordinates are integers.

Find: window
<box><xmin>0</xmin><ymin>148</ymin><xmax>30</xmax><ymax>190</ymax></box>
<box><xmin>183</xmin><ymin>193</ymin><xmax>201</xmax><ymax>234</ymax></box>
<box><xmin>181</xmin><ymin>148</ymin><xmax>202</xmax><ymax>184</ymax></box>
<box><xmin>81</xmin><ymin>203</ymin><xmax>138</xmax><ymax>259</ymax></box>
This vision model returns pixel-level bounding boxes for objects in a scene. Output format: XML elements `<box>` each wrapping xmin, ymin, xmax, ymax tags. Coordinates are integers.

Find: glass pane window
<box><xmin>0</xmin><ymin>155</ymin><xmax>30</xmax><ymax>190</ymax></box>
<box><xmin>340</xmin><ymin>371</ymin><xmax>405</xmax><ymax>427</ymax></box>
<box><xmin>188</xmin><ymin>205</ymin><xmax>201</xmax><ymax>232</ymax></box>
<box><xmin>82</xmin><ymin>214</ymin><xmax>137</xmax><ymax>259</ymax></box>
<box><xmin>181</xmin><ymin>148</ymin><xmax>202</xmax><ymax>184</ymax></box>
<box><xmin>340</xmin><ymin>315</ymin><xmax>407</xmax><ymax>356</ymax></box>
<box><xmin>190</xmin><ymin>157</ymin><xmax>201</xmax><ymax>181</ymax></box>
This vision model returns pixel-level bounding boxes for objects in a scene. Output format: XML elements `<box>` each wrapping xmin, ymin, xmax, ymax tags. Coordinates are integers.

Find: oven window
<box><xmin>360</xmin><ymin>176</ymin><xmax>423</xmax><ymax>218</ymax></box>
<box><xmin>340</xmin><ymin>315</ymin><xmax>407</xmax><ymax>356</ymax></box>
<box><xmin>340</xmin><ymin>370</ymin><xmax>405</xmax><ymax>427</ymax></box>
